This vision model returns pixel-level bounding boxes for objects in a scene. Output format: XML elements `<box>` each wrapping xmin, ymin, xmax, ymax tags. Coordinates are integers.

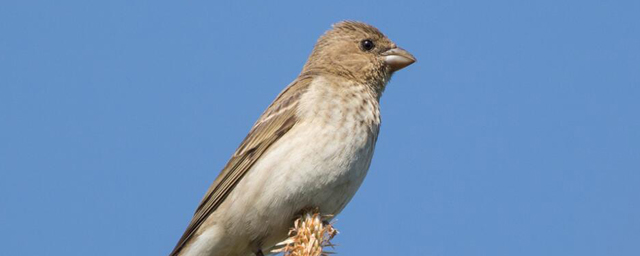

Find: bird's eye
<box><xmin>361</xmin><ymin>39</ymin><xmax>375</xmax><ymax>51</ymax></box>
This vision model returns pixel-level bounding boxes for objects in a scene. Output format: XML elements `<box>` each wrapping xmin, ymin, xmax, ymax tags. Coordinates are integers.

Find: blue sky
<box><xmin>1</xmin><ymin>1</ymin><xmax>639</xmax><ymax>255</ymax></box>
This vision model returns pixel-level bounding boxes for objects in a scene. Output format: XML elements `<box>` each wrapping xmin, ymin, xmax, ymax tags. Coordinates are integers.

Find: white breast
<box><xmin>213</xmin><ymin>76</ymin><xmax>381</xmax><ymax>254</ymax></box>
<box><xmin>262</xmin><ymin>76</ymin><xmax>380</xmax><ymax>213</ymax></box>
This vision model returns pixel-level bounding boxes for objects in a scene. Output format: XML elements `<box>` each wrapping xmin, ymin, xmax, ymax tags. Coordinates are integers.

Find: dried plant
<box><xmin>272</xmin><ymin>210</ymin><xmax>338</xmax><ymax>256</ymax></box>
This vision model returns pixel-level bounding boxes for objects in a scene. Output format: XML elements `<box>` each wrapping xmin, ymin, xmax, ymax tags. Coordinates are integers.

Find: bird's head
<box><xmin>302</xmin><ymin>21</ymin><xmax>416</xmax><ymax>89</ymax></box>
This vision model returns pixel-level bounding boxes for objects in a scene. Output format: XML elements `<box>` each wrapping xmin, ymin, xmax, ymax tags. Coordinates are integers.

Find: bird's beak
<box><xmin>382</xmin><ymin>47</ymin><xmax>416</xmax><ymax>72</ymax></box>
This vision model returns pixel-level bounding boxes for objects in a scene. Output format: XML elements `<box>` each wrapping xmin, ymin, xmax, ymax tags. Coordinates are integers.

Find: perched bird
<box><xmin>171</xmin><ymin>21</ymin><xmax>415</xmax><ymax>256</ymax></box>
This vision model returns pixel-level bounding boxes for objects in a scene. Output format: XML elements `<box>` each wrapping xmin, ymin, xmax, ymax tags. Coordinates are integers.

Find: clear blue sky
<box><xmin>1</xmin><ymin>1</ymin><xmax>639</xmax><ymax>255</ymax></box>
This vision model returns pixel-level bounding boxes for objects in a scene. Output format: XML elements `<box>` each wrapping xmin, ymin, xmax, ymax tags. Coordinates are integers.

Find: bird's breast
<box><xmin>239</xmin><ymin>76</ymin><xmax>382</xmax><ymax>213</ymax></box>
<box><xmin>218</xmin><ymin>76</ymin><xmax>382</xmax><ymax>252</ymax></box>
<box><xmin>269</xmin><ymin>75</ymin><xmax>382</xmax><ymax>213</ymax></box>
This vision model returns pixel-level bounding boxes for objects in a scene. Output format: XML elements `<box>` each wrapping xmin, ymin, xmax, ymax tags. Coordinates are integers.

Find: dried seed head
<box><xmin>271</xmin><ymin>209</ymin><xmax>338</xmax><ymax>256</ymax></box>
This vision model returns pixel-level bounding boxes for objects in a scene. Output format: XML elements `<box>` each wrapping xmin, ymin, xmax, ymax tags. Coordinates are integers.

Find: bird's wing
<box><xmin>170</xmin><ymin>76</ymin><xmax>313</xmax><ymax>256</ymax></box>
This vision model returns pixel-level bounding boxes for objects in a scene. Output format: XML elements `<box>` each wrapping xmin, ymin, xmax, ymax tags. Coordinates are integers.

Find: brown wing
<box><xmin>170</xmin><ymin>76</ymin><xmax>313</xmax><ymax>256</ymax></box>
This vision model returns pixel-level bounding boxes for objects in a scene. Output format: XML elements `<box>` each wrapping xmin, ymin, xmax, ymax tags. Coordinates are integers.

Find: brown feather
<box><xmin>170</xmin><ymin>76</ymin><xmax>313</xmax><ymax>256</ymax></box>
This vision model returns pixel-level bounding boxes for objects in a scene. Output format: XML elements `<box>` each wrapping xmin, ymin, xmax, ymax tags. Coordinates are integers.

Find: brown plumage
<box><xmin>303</xmin><ymin>21</ymin><xmax>397</xmax><ymax>93</ymax></box>
<box><xmin>171</xmin><ymin>21</ymin><xmax>415</xmax><ymax>256</ymax></box>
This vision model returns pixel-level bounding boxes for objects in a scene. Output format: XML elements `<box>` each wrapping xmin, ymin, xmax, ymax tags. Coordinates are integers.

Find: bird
<box><xmin>170</xmin><ymin>21</ymin><xmax>416</xmax><ymax>256</ymax></box>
